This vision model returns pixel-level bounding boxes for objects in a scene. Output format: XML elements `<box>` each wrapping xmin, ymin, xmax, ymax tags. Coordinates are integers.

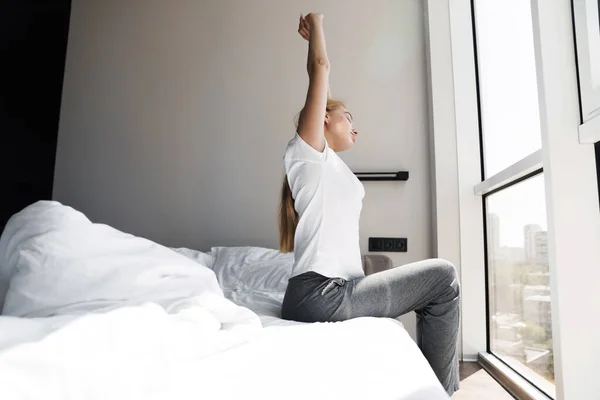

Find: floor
<box><xmin>452</xmin><ymin>362</ymin><xmax>515</xmax><ymax>399</ymax></box>
<box><xmin>459</xmin><ymin>361</ymin><xmax>483</xmax><ymax>381</ymax></box>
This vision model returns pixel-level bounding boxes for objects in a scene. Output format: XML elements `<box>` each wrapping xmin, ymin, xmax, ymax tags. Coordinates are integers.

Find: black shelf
<box><xmin>354</xmin><ymin>171</ymin><xmax>409</xmax><ymax>181</ymax></box>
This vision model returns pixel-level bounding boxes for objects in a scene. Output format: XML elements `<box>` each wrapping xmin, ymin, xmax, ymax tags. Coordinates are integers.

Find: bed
<box><xmin>0</xmin><ymin>201</ymin><xmax>450</xmax><ymax>400</ymax></box>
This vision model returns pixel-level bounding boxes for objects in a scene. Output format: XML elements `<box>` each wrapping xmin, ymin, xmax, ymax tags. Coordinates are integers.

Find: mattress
<box><xmin>210</xmin><ymin>290</ymin><xmax>451</xmax><ymax>400</ymax></box>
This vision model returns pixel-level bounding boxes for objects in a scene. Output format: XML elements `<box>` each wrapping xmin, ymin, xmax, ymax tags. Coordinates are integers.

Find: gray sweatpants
<box><xmin>281</xmin><ymin>259</ymin><xmax>460</xmax><ymax>396</ymax></box>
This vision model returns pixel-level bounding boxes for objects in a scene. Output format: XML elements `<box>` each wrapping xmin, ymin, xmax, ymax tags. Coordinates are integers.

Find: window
<box><xmin>428</xmin><ymin>0</ymin><xmax>600</xmax><ymax>396</ymax></box>
<box><xmin>486</xmin><ymin>174</ymin><xmax>555</xmax><ymax>395</ymax></box>
<box><xmin>473</xmin><ymin>0</ymin><xmax>541</xmax><ymax>177</ymax></box>
<box><xmin>473</xmin><ymin>0</ymin><xmax>555</xmax><ymax>397</ymax></box>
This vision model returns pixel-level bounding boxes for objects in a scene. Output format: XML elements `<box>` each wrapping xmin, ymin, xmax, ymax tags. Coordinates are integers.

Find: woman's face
<box><xmin>324</xmin><ymin>107</ymin><xmax>359</xmax><ymax>152</ymax></box>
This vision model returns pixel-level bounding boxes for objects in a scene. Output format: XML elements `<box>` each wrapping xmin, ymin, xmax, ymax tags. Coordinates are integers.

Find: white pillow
<box><xmin>170</xmin><ymin>247</ymin><xmax>214</xmax><ymax>269</ymax></box>
<box><xmin>211</xmin><ymin>246</ymin><xmax>293</xmax><ymax>292</ymax></box>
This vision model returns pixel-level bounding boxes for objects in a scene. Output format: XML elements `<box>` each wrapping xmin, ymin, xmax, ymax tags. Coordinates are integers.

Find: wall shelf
<box><xmin>353</xmin><ymin>171</ymin><xmax>409</xmax><ymax>181</ymax></box>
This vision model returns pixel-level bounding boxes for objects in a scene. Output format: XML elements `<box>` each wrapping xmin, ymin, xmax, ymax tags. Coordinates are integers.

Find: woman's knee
<box><xmin>432</xmin><ymin>259</ymin><xmax>460</xmax><ymax>297</ymax></box>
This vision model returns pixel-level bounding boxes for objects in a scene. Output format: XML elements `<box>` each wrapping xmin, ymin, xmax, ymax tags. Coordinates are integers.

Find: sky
<box><xmin>475</xmin><ymin>1</ymin><xmax>549</xmax><ymax>248</ymax></box>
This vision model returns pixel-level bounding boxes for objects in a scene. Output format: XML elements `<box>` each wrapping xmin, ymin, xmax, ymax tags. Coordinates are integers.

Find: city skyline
<box><xmin>486</xmin><ymin>174</ymin><xmax>548</xmax><ymax>249</ymax></box>
<box><xmin>488</xmin><ymin>215</ymin><xmax>549</xmax><ymax>264</ymax></box>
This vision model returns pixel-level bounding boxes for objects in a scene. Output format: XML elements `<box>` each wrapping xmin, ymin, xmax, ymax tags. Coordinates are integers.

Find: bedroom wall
<box><xmin>54</xmin><ymin>0</ymin><xmax>431</xmax><ymax>337</ymax></box>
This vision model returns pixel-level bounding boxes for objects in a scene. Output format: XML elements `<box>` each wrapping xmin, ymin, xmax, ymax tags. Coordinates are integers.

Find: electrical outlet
<box><xmin>369</xmin><ymin>237</ymin><xmax>407</xmax><ymax>253</ymax></box>
<box><xmin>394</xmin><ymin>238</ymin><xmax>407</xmax><ymax>252</ymax></box>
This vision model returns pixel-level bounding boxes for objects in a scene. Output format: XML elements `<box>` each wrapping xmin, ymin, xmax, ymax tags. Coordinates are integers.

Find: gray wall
<box><xmin>54</xmin><ymin>0</ymin><xmax>431</xmax><ymax>336</ymax></box>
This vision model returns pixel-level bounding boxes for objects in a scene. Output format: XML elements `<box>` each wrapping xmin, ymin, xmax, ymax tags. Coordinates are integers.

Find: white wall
<box><xmin>54</xmin><ymin>0</ymin><xmax>431</xmax><ymax>336</ymax></box>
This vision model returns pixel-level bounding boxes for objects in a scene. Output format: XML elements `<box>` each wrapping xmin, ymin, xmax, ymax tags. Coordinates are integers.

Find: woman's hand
<box><xmin>298</xmin><ymin>13</ymin><xmax>324</xmax><ymax>41</ymax></box>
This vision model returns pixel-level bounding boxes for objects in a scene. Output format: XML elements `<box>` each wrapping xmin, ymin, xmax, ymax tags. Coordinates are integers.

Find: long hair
<box><xmin>278</xmin><ymin>98</ymin><xmax>346</xmax><ymax>253</ymax></box>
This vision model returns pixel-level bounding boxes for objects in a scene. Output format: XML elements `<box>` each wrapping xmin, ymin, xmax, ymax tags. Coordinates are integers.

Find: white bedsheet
<box><xmin>0</xmin><ymin>202</ymin><xmax>449</xmax><ymax>400</ymax></box>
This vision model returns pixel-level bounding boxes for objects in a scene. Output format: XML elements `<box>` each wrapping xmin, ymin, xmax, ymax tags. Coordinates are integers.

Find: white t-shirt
<box><xmin>283</xmin><ymin>133</ymin><xmax>365</xmax><ymax>280</ymax></box>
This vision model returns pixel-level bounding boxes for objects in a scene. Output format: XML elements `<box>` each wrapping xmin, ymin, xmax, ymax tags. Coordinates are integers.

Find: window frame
<box><xmin>573</xmin><ymin>0</ymin><xmax>600</xmax><ymax>144</ymax></box>
<box><xmin>572</xmin><ymin>0</ymin><xmax>600</xmax><ymax>134</ymax></box>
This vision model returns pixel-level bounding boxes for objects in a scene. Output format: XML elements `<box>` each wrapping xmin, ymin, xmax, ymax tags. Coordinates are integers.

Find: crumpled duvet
<box><xmin>0</xmin><ymin>201</ymin><xmax>261</xmax><ymax>399</ymax></box>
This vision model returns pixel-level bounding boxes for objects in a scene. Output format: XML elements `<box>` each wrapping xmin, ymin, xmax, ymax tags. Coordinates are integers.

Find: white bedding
<box><xmin>212</xmin><ymin>290</ymin><xmax>450</xmax><ymax>399</ymax></box>
<box><xmin>0</xmin><ymin>201</ymin><xmax>449</xmax><ymax>400</ymax></box>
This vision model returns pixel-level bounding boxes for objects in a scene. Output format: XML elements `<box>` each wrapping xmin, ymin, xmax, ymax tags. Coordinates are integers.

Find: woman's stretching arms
<box><xmin>296</xmin><ymin>13</ymin><xmax>330</xmax><ymax>152</ymax></box>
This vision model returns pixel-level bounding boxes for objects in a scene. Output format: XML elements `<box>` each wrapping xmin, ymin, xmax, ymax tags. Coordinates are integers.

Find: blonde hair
<box><xmin>278</xmin><ymin>98</ymin><xmax>347</xmax><ymax>253</ymax></box>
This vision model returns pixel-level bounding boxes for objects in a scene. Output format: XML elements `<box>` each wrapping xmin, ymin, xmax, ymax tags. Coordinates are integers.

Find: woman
<box><xmin>278</xmin><ymin>13</ymin><xmax>460</xmax><ymax>396</ymax></box>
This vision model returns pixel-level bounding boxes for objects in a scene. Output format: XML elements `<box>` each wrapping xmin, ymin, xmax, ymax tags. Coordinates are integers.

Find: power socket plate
<box><xmin>368</xmin><ymin>237</ymin><xmax>407</xmax><ymax>253</ymax></box>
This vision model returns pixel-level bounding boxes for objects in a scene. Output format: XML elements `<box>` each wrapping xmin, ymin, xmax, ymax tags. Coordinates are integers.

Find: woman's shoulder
<box><xmin>284</xmin><ymin>132</ymin><xmax>329</xmax><ymax>163</ymax></box>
